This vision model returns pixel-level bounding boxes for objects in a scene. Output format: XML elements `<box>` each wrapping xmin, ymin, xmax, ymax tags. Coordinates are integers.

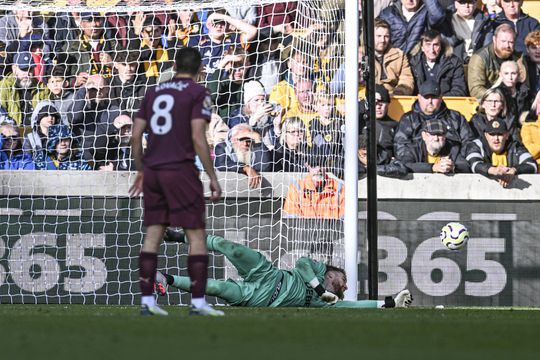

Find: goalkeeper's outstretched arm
<box><xmin>295</xmin><ymin>257</ymin><xmax>338</xmax><ymax>304</ymax></box>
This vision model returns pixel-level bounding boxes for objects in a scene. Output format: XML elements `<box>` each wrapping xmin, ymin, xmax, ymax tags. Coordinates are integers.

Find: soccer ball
<box><xmin>440</xmin><ymin>222</ymin><xmax>469</xmax><ymax>250</ymax></box>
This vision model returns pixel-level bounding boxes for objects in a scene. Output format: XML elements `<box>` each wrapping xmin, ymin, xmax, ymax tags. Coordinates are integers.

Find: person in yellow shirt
<box><xmin>269</xmin><ymin>50</ymin><xmax>310</xmax><ymax>114</ymax></box>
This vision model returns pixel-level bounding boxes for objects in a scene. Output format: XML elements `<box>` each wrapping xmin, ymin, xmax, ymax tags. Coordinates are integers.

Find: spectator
<box><xmin>0</xmin><ymin>6</ymin><xmax>49</xmax><ymax>49</ymax></box>
<box><xmin>470</xmin><ymin>87</ymin><xmax>520</xmax><ymax>139</ymax></box>
<box><xmin>44</xmin><ymin>65</ymin><xmax>74</xmax><ymax>122</ymax></box>
<box><xmin>269</xmin><ymin>50</ymin><xmax>310</xmax><ymax>114</ymax></box>
<box><xmin>372</xmin><ymin>19</ymin><xmax>415</xmax><ymax>95</ymax></box>
<box><xmin>23</xmin><ymin>101</ymin><xmax>66</xmax><ymax>155</ymax></box>
<box><xmin>482</xmin><ymin>0</ymin><xmax>503</xmax><ymax>18</ymax></box>
<box><xmin>207</xmin><ymin>47</ymin><xmax>252</xmax><ymax>121</ymax></box>
<box><xmin>357</xmin><ymin>132</ymin><xmax>409</xmax><ymax>178</ymax></box>
<box><xmin>282</xmin><ymin>78</ymin><xmax>318</xmax><ymax>144</ymax></box>
<box><xmin>493</xmin><ymin>0</ymin><xmax>540</xmax><ymax>53</ymax></box>
<box><xmin>172</xmin><ymin>9</ymin><xmax>202</xmax><ymax>47</ymax></box>
<box><xmin>0</xmin><ymin>51</ymin><xmax>49</xmax><ymax>126</ymax></box>
<box><xmin>93</xmin><ymin>114</ymin><xmax>135</xmax><ymax>171</ymax></box>
<box><xmin>228</xmin><ymin>80</ymin><xmax>279</xmax><ymax>149</ymax></box>
<box><xmin>283</xmin><ymin>155</ymin><xmax>345</xmax><ymax>219</ymax></box>
<box><xmin>0</xmin><ymin>124</ymin><xmax>35</xmax><ymax>170</ymax></box>
<box><xmin>274</xmin><ymin>117</ymin><xmax>310</xmax><ymax>172</ymax></box>
<box><xmin>5</xmin><ymin>32</ymin><xmax>52</xmax><ymax>84</ymax></box>
<box><xmin>520</xmin><ymin>93</ymin><xmax>540</xmax><ymax>171</ymax></box>
<box><xmin>34</xmin><ymin>124</ymin><xmax>91</xmax><ymax>170</ymax></box>
<box><xmin>214</xmin><ymin>123</ymin><xmax>274</xmax><ymax>189</ymax></box>
<box><xmin>394</xmin><ymin>80</ymin><xmax>475</xmax><ymax>158</ymax></box>
<box><xmin>468</xmin><ymin>23</ymin><xmax>522</xmax><ymax>98</ymax></box>
<box><xmin>360</xmin><ymin>85</ymin><xmax>399</xmax><ymax>159</ymax></box>
<box><xmin>398</xmin><ymin>118</ymin><xmax>470</xmax><ymax>173</ymax></box>
<box><xmin>378</xmin><ymin>0</ymin><xmax>446</xmax><ymax>55</ymax></box>
<box><xmin>440</xmin><ymin>0</ymin><xmax>494</xmax><ymax>64</ymax></box>
<box><xmin>69</xmin><ymin>74</ymin><xmax>121</xmax><ymax>164</ymax></box>
<box><xmin>248</xmin><ymin>28</ymin><xmax>282</xmax><ymax>93</ymax></box>
<box><xmin>109</xmin><ymin>50</ymin><xmax>150</xmax><ymax>113</ymax></box>
<box><xmin>465</xmin><ymin>119</ymin><xmax>537</xmax><ymax>186</ymax></box>
<box><xmin>188</xmin><ymin>8</ymin><xmax>257</xmax><ymax>80</ymax></box>
<box><xmin>492</xmin><ymin>60</ymin><xmax>530</xmax><ymax>132</ymax></box>
<box><xmin>306</xmin><ymin>23</ymin><xmax>344</xmax><ymax>92</ymax></box>
<box><xmin>310</xmin><ymin>92</ymin><xmax>343</xmax><ymax>159</ymax></box>
<box><xmin>139</xmin><ymin>17</ymin><xmax>176</xmax><ymax>80</ymax></box>
<box><xmin>409</xmin><ymin>29</ymin><xmax>468</xmax><ymax>96</ymax></box>
<box><xmin>60</xmin><ymin>12</ymin><xmax>115</xmax><ymax>83</ymax></box>
<box><xmin>521</xmin><ymin>30</ymin><xmax>540</xmax><ymax>95</ymax></box>
<box><xmin>206</xmin><ymin>113</ymin><xmax>229</xmax><ymax>152</ymax></box>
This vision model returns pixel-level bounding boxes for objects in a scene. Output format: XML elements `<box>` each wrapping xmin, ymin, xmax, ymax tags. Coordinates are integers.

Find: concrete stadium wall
<box><xmin>0</xmin><ymin>171</ymin><xmax>539</xmax><ymax>306</ymax></box>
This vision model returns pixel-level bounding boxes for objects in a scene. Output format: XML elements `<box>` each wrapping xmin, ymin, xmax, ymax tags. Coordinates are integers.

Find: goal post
<box><xmin>0</xmin><ymin>0</ymin><xmax>360</xmax><ymax>304</ymax></box>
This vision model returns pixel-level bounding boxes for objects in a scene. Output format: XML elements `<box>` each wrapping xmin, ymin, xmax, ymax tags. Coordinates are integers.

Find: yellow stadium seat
<box><xmin>523</xmin><ymin>1</ymin><xmax>540</xmax><ymax>24</ymax></box>
<box><xmin>388</xmin><ymin>96</ymin><xmax>479</xmax><ymax>121</ymax></box>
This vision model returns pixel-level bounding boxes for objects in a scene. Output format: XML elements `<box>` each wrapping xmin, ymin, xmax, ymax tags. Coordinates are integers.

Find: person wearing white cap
<box><xmin>228</xmin><ymin>80</ymin><xmax>280</xmax><ymax>149</ymax></box>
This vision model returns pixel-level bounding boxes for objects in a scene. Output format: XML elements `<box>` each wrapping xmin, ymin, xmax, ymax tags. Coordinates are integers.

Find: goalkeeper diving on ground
<box><xmin>155</xmin><ymin>229</ymin><xmax>412</xmax><ymax>309</ymax></box>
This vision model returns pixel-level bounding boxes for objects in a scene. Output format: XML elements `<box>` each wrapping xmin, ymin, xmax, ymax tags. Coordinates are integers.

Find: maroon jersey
<box><xmin>137</xmin><ymin>77</ymin><xmax>212</xmax><ymax>170</ymax></box>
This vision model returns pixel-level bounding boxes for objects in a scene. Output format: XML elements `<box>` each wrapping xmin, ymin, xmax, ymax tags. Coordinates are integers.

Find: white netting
<box><xmin>0</xmin><ymin>0</ymin><xmax>348</xmax><ymax>304</ymax></box>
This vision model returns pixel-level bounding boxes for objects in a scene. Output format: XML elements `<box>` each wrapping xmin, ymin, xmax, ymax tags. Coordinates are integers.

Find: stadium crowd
<box><xmin>0</xmin><ymin>0</ymin><xmax>539</xmax><ymax>189</ymax></box>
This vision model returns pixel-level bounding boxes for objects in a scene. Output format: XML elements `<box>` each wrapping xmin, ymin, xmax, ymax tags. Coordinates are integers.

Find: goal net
<box><xmin>0</xmin><ymin>0</ymin><xmax>349</xmax><ymax>305</ymax></box>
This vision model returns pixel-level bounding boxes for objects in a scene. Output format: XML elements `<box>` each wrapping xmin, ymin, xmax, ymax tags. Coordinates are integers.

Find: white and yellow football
<box><xmin>440</xmin><ymin>222</ymin><xmax>469</xmax><ymax>250</ymax></box>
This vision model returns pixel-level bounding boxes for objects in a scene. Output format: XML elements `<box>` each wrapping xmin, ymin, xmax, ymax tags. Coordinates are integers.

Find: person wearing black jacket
<box><xmin>409</xmin><ymin>29</ymin><xmax>468</xmax><ymax>96</ymax></box>
<box><xmin>398</xmin><ymin>118</ymin><xmax>470</xmax><ymax>173</ymax></box>
<box><xmin>465</xmin><ymin>119</ymin><xmax>537</xmax><ymax>187</ymax></box>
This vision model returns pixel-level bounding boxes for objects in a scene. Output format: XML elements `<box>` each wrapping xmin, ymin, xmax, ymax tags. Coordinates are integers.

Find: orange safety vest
<box><xmin>283</xmin><ymin>175</ymin><xmax>345</xmax><ymax>219</ymax></box>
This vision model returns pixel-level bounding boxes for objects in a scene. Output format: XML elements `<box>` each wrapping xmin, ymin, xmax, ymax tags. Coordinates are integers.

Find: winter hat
<box><xmin>243</xmin><ymin>80</ymin><xmax>266</xmax><ymax>105</ymax></box>
<box><xmin>37</xmin><ymin>105</ymin><xmax>61</xmax><ymax>122</ymax></box>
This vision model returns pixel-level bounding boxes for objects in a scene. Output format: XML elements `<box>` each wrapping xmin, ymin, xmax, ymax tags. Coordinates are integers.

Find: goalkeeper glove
<box><xmin>320</xmin><ymin>291</ymin><xmax>339</xmax><ymax>304</ymax></box>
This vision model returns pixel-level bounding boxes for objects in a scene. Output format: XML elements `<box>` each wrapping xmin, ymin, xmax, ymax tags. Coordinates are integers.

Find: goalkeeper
<box><xmin>156</xmin><ymin>230</ymin><xmax>412</xmax><ymax>308</ymax></box>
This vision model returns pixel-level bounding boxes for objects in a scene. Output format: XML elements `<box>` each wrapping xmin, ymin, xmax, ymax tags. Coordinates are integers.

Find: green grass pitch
<box><xmin>0</xmin><ymin>305</ymin><xmax>538</xmax><ymax>360</ymax></box>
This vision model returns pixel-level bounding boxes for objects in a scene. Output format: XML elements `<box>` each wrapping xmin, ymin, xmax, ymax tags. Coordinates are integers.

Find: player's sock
<box><xmin>139</xmin><ymin>251</ymin><xmax>158</xmax><ymax>297</ymax></box>
<box><xmin>141</xmin><ymin>295</ymin><xmax>156</xmax><ymax>308</ymax></box>
<box><xmin>187</xmin><ymin>255</ymin><xmax>209</xmax><ymax>305</ymax></box>
<box><xmin>192</xmin><ymin>297</ymin><xmax>206</xmax><ymax>308</ymax></box>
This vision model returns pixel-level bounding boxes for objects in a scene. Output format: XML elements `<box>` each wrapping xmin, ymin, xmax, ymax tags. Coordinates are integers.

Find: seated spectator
<box><xmin>188</xmin><ymin>8</ymin><xmax>257</xmax><ymax>81</ymax></box>
<box><xmin>521</xmin><ymin>30</ymin><xmax>540</xmax><ymax>96</ymax></box>
<box><xmin>306</xmin><ymin>23</ymin><xmax>343</xmax><ymax>92</ymax></box>
<box><xmin>0</xmin><ymin>124</ymin><xmax>35</xmax><ymax>170</ymax></box>
<box><xmin>139</xmin><ymin>17</ymin><xmax>176</xmax><ymax>80</ymax></box>
<box><xmin>93</xmin><ymin>114</ymin><xmax>135</xmax><ymax>171</ymax></box>
<box><xmin>378</xmin><ymin>0</ymin><xmax>445</xmax><ymax>55</ymax></box>
<box><xmin>206</xmin><ymin>113</ymin><xmax>229</xmax><ymax>153</ymax></box>
<box><xmin>493</xmin><ymin>0</ymin><xmax>540</xmax><ymax>53</ymax></box>
<box><xmin>409</xmin><ymin>29</ymin><xmax>467</xmax><ymax>96</ymax></box>
<box><xmin>357</xmin><ymin>132</ymin><xmax>409</xmax><ymax>178</ymax></box>
<box><xmin>360</xmin><ymin>85</ymin><xmax>399</xmax><ymax>159</ymax></box>
<box><xmin>0</xmin><ymin>6</ymin><xmax>49</xmax><ymax>49</ymax></box>
<box><xmin>468</xmin><ymin>23</ymin><xmax>523</xmax><ymax>98</ymax></box>
<box><xmin>372</xmin><ymin>19</ymin><xmax>415</xmax><ymax>95</ymax></box>
<box><xmin>282</xmin><ymin>156</ymin><xmax>345</xmax><ymax>220</ymax></box>
<box><xmin>274</xmin><ymin>117</ymin><xmax>310</xmax><ymax>172</ymax></box>
<box><xmin>248</xmin><ymin>28</ymin><xmax>282</xmax><ymax>94</ymax></box>
<box><xmin>394</xmin><ymin>80</ymin><xmax>475</xmax><ymax>159</ymax></box>
<box><xmin>520</xmin><ymin>95</ymin><xmax>540</xmax><ymax>171</ymax></box>
<box><xmin>470</xmin><ymin>88</ymin><xmax>520</xmax><ymax>139</ymax></box>
<box><xmin>5</xmin><ymin>32</ymin><xmax>52</xmax><ymax>84</ymax></box>
<box><xmin>398</xmin><ymin>118</ymin><xmax>470</xmax><ymax>173</ymax></box>
<box><xmin>492</xmin><ymin>60</ymin><xmax>530</xmax><ymax>132</ymax></box>
<box><xmin>228</xmin><ymin>80</ymin><xmax>279</xmax><ymax>149</ymax></box>
<box><xmin>172</xmin><ymin>9</ymin><xmax>202</xmax><ymax>47</ymax></box>
<box><xmin>59</xmin><ymin>12</ymin><xmax>115</xmax><ymax>82</ymax></box>
<box><xmin>110</xmin><ymin>50</ymin><xmax>150</xmax><ymax>113</ymax></box>
<box><xmin>310</xmin><ymin>92</ymin><xmax>343</xmax><ymax>158</ymax></box>
<box><xmin>207</xmin><ymin>47</ymin><xmax>252</xmax><ymax>121</ymax></box>
<box><xmin>214</xmin><ymin>123</ymin><xmax>274</xmax><ymax>189</ymax></box>
<box><xmin>69</xmin><ymin>74</ymin><xmax>121</xmax><ymax>164</ymax></box>
<box><xmin>440</xmin><ymin>0</ymin><xmax>494</xmax><ymax>64</ymax></box>
<box><xmin>45</xmin><ymin>65</ymin><xmax>75</xmax><ymax>123</ymax></box>
<box><xmin>465</xmin><ymin>119</ymin><xmax>537</xmax><ymax>186</ymax></box>
<box><xmin>0</xmin><ymin>51</ymin><xmax>49</xmax><ymax>126</ymax></box>
<box><xmin>282</xmin><ymin>78</ymin><xmax>318</xmax><ymax>143</ymax></box>
<box><xmin>23</xmin><ymin>101</ymin><xmax>66</xmax><ymax>154</ymax></box>
<box><xmin>34</xmin><ymin>124</ymin><xmax>91</xmax><ymax>170</ymax></box>
<box><xmin>269</xmin><ymin>50</ymin><xmax>310</xmax><ymax>114</ymax></box>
